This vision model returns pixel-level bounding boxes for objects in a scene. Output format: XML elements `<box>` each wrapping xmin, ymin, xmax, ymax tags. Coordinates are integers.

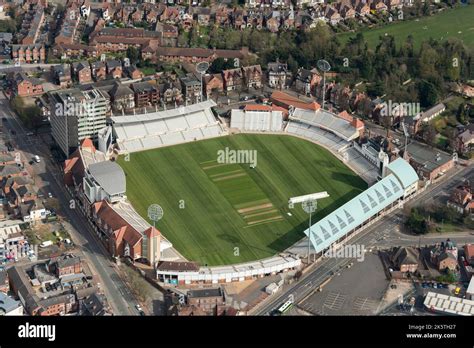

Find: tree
<box><xmin>405</xmin><ymin>207</ymin><xmax>430</xmax><ymax>234</ymax></box>
<box><xmin>209</xmin><ymin>57</ymin><xmax>235</xmax><ymax>73</ymax></box>
<box><xmin>418</xmin><ymin>80</ymin><xmax>438</xmax><ymax>107</ymax></box>
<box><xmin>126</xmin><ymin>47</ymin><xmax>140</xmax><ymax>65</ymax></box>
<box><xmin>422</xmin><ymin>123</ymin><xmax>437</xmax><ymax>146</ymax></box>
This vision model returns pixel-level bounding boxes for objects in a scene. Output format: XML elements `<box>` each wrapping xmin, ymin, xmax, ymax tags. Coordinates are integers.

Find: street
<box><xmin>0</xmin><ymin>92</ymin><xmax>142</xmax><ymax>315</ymax></box>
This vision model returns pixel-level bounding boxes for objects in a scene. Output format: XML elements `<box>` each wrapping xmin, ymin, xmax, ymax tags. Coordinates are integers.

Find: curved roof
<box><xmin>305</xmin><ymin>159</ymin><xmax>418</xmax><ymax>253</ymax></box>
<box><xmin>386</xmin><ymin>157</ymin><xmax>419</xmax><ymax>189</ymax></box>
<box><xmin>88</xmin><ymin>161</ymin><xmax>126</xmax><ymax>196</ymax></box>
<box><xmin>305</xmin><ymin>172</ymin><xmax>408</xmax><ymax>253</ymax></box>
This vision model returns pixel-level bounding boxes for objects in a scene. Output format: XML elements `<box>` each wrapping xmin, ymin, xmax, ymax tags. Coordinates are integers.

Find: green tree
<box><xmin>418</xmin><ymin>80</ymin><xmax>438</xmax><ymax>107</ymax></box>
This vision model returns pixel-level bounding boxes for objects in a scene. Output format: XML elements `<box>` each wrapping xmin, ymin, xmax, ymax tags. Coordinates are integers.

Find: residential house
<box><xmin>222</xmin><ymin>68</ymin><xmax>243</xmax><ymax>92</ymax></box>
<box><xmin>52</xmin><ymin>64</ymin><xmax>72</xmax><ymax>88</ymax></box>
<box><xmin>267</xmin><ymin>60</ymin><xmax>290</xmax><ymax>89</ymax></box>
<box><xmin>295</xmin><ymin>68</ymin><xmax>321</xmax><ymax>96</ymax></box>
<box><xmin>203</xmin><ymin>74</ymin><xmax>224</xmax><ymax>98</ymax></box>
<box><xmin>125</xmin><ymin>65</ymin><xmax>143</xmax><ymax>80</ymax></box>
<box><xmin>72</xmin><ymin>61</ymin><xmax>92</xmax><ymax>84</ymax></box>
<box><xmin>159</xmin><ymin>81</ymin><xmax>183</xmax><ymax>105</ymax></box>
<box><xmin>131</xmin><ymin>81</ymin><xmax>160</xmax><ymax>108</ymax></box>
<box><xmin>106</xmin><ymin>60</ymin><xmax>122</xmax><ymax>79</ymax></box>
<box><xmin>242</xmin><ymin>65</ymin><xmax>263</xmax><ymax>89</ymax></box>
<box><xmin>447</xmin><ymin>185</ymin><xmax>472</xmax><ymax>214</ymax></box>
<box><xmin>11</xmin><ymin>72</ymin><xmax>43</xmax><ymax>97</ymax></box>
<box><xmin>180</xmin><ymin>73</ymin><xmax>201</xmax><ymax>104</ymax></box>
<box><xmin>91</xmin><ymin>61</ymin><xmax>107</xmax><ymax>81</ymax></box>
<box><xmin>456</xmin><ymin>124</ymin><xmax>474</xmax><ymax>155</ymax></box>
<box><xmin>108</xmin><ymin>82</ymin><xmax>135</xmax><ymax>111</ymax></box>
<box><xmin>392</xmin><ymin>247</ymin><xmax>419</xmax><ymax>273</ymax></box>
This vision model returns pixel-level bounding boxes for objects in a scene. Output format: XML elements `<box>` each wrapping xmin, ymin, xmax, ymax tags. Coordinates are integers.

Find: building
<box><xmin>108</xmin><ymin>82</ymin><xmax>135</xmax><ymax>111</ymax></box>
<box><xmin>84</xmin><ymin>160</ymin><xmax>126</xmax><ymax>204</ymax></box>
<box><xmin>295</xmin><ymin>68</ymin><xmax>321</xmax><ymax>96</ymax></box>
<box><xmin>447</xmin><ymin>184</ymin><xmax>472</xmax><ymax>214</ymax></box>
<box><xmin>0</xmin><ymin>270</ymin><xmax>9</xmax><ymax>293</ymax></box>
<box><xmin>11</xmin><ymin>44</ymin><xmax>46</xmax><ymax>64</ymax></box>
<box><xmin>222</xmin><ymin>68</ymin><xmax>243</xmax><ymax>92</ymax></box>
<box><xmin>92</xmin><ymin>200</ymin><xmax>162</xmax><ymax>266</ymax></box>
<box><xmin>106</xmin><ymin>60</ymin><xmax>122</xmax><ymax>79</ymax></box>
<box><xmin>91</xmin><ymin>61</ymin><xmax>107</xmax><ymax>81</ymax></box>
<box><xmin>404</xmin><ymin>142</ymin><xmax>454</xmax><ymax>181</ymax></box>
<box><xmin>304</xmin><ymin>158</ymin><xmax>419</xmax><ymax>255</ymax></box>
<box><xmin>267</xmin><ymin>60</ymin><xmax>290</xmax><ymax>89</ymax></box>
<box><xmin>0</xmin><ymin>292</ymin><xmax>23</xmax><ymax>315</ymax></box>
<box><xmin>187</xmin><ymin>288</ymin><xmax>225</xmax><ymax>315</ymax></box>
<box><xmin>465</xmin><ymin>244</ymin><xmax>474</xmax><ymax>265</ymax></box>
<box><xmin>418</xmin><ymin>103</ymin><xmax>446</xmax><ymax>123</ymax></box>
<box><xmin>49</xmin><ymin>88</ymin><xmax>109</xmax><ymax>156</ymax></box>
<box><xmin>132</xmin><ymin>81</ymin><xmax>160</xmax><ymax>108</ymax></box>
<box><xmin>241</xmin><ymin>65</ymin><xmax>263</xmax><ymax>89</ymax></box>
<box><xmin>72</xmin><ymin>61</ymin><xmax>92</xmax><ymax>84</ymax></box>
<box><xmin>424</xmin><ymin>291</ymin><xmax>474</xmax><ymax>316</ymax></box>
<box><xmin>203</xmin><ymin>74</ymin><xmax>224</xmax><ymax>98</ymax></box>
<box><xmin>270</xmin><ymin>90</ymin><xmax>320</xmax><ymax>112</ymax></box>
<box><xmin>11</xmin><ymin>72</ymin><xmax>43</xmax><ymax>97</ymax></box>
<box><xmin>457</xmin><ymin>124</ymin><xmax>474</xmax><ymax>155</ymax></box>
<box><xmin>52</xmin><ymin>64</ymin><xmax>72</xmax><ymax>88</ymax></box>
<box><xmin>392</xmin><ymin>246</ymin><xmax>419</xmax><ymax>273</ymax></box>
<box><xmin>430</xmin><ymin>239</ymin><xmax>459</xmax><ymax>272</ymax></box>
<box><xmin>180</xmin><ymin>73</ymin><xmax>201</xmax><ymax>103</ymax></box>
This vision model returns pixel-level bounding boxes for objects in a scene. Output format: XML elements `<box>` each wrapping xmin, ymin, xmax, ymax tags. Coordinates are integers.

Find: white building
<box><xmin>0</xmin><ymin>292</ymin><xmax>24</xmax><ymax>316</ymax></box>
<box><xmin>49</xmin><ymin>88</ymin><xmax>109</xmax><ymax>156</ymax></box>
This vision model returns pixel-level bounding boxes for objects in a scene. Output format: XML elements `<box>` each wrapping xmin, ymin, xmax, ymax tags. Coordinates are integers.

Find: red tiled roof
<box><xmin>144</xmin><ymin>226</ymin><xmax>160</xmax><ymax>238</ymax></box>
<box><xmin>80</xmin><ymin>138</ymin><xmax>95</xmax><ymax>150</ymax></box>
<box><xmin>338</xmin><ymin>110</ymin><xmax>352</xmax><ymax>122</ymax></box>
<box><xmin>351</xmin><ymin>118</ymin><xmax>365</xmax><ymax>129</ymax></box>
<box><xmin>464</xmin><ymin>244</ymin><xmax>474</xmax><ymax>261</ymax></box>
<box><xmin>270</xmin><ymin>91</ymin><xmax>320</xmax><ymax>111</ymax></box>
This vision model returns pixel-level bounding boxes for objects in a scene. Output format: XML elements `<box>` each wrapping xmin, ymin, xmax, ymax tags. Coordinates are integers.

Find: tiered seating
<box><xmin>231</xmin><ymin>109</ymin><xmax>283</xmax><ymax>132</ymax></box>
<box><xmin>112</xmin><ymin>100</ymin><xmax>226</xmax><ymax>153</ymax></box>
<box><xmin>286</xmin><ymin>120</ymin><xmax>350</xmax><ymax>152</ymax></box>
<box><xmin>290</xmin><ymin>108</ymin><xmax>359</xmax><ymax>141</ymax></box>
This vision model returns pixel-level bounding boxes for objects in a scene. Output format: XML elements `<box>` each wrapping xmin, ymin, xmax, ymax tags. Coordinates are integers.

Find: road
<box><xmin>0</xmin><ymin>93</ymin><xmax>141</xmax><ymax>315</ymax></box>
<box><xmin>252</xmin><ymin>163</ymin><xmax>474</xmax><ymax>315</ymax></box>
<box><xmin>0</xmin><ymin>63</ymin><xmax>60</xmax><ymax>71</ymax></box>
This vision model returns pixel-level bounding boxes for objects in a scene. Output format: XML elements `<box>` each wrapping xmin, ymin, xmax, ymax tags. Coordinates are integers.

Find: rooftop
<box><xmin>88</xmin><ymin>160</ymin><xmax>126</xmax><ymax>196</ymax></box>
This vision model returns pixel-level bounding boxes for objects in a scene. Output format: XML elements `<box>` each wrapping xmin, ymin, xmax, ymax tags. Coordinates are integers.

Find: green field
<box><xmin>338</xmin><ymin>5</ymin><xmax>474</xmax><ymax>49</ymax></box>
<box><xmin>117</xmin><ymin>134</ymin><xmax>367</xmax><ymax>266</ymax></box>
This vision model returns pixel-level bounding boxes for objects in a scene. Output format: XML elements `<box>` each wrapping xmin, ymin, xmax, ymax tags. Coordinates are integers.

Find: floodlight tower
<box><xmin>289</xmin><ymin>192</ymin><xmax>330</xmax><ymax>263</ymax></box>
<box><xmin>196</xmin><ymin>61</ymin><xmax>209</xmax><ymax>103</ymax></box>
<box><xmin>317</xmin><ymin>59</ymin><xmax>331</xmax><ymax>110</ymax></box>
<box><xmin>147</xmin><ymin>204</ymin><xmax>164</xmax><ymax>267</ymax></box>
<box><xmin>401</xmin><ymin>121</ymin><xmax>409</xmax><ymax>160</ymax></box>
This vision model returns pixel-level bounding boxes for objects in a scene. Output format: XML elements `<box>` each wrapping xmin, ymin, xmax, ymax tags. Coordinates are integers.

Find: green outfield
<box><xmin>338</xmin><ymin>5</ymin><xmax>474</xmax><ymax>49</ymax></box>
<box><xmin>117</xmin><ymin>134</ymin><xmax>367</xmax><ymax>266</ymax></box>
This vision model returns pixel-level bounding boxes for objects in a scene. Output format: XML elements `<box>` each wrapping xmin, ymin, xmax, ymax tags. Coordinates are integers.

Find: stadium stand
<box><xmin>286</xmin><ymin>120</ymin><xmax>350</xmax><ymax>153</ymax></box>
<box><xmin>304</xmin><ymin>158</ymin><xmax>418</xmax><ymax>254</ymax></box>
<box><xmin>230</xmin><ymin>109</ymin><xmax>284</xmax><ymax>132</ymax></box>
<box><xmin>288</xmin><ymin>108</ymin><xmax>361</xmax><ymax>141</ymax></box>
<box><xmin>110</xmin><ymin>100</ymin><xmax>226</xmax><ymax>153</ymax></box>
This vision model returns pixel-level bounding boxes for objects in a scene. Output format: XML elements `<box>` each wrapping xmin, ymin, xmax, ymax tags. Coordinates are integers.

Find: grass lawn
<box><xmin>118</xmin><ymin>134</ymin><xmax>367</xmax><ymax>266</ymax></box>
<box><xmin>338</xmin><ymin>5</ymin><xmax>474</xmax><ymax>49</ymax></box>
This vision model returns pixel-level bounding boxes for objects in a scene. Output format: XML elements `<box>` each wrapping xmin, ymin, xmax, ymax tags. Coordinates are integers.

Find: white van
<box><xmin>34</xmin><ymin>155</ymin><xmax>40</xmax><ymax>163</ymax></box>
